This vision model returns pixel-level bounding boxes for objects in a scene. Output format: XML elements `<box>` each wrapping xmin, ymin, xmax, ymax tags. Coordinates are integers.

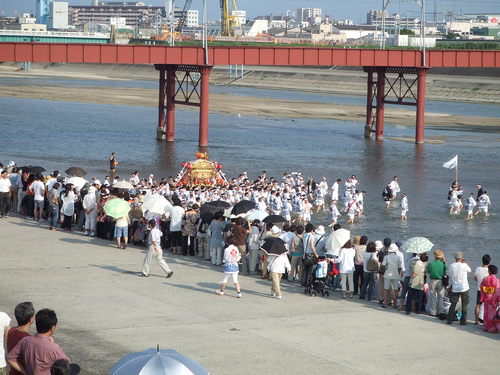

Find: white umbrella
<box><xmin>141</xmin><ymin>195</ymin><xmax>173</xmax><ymax>216</ymax></box>
<box><xmin>113</xmin><ymin>180</ymin><xmax>134</xmax><ymax>190</ymax></box>
<box><xmin>401</xmin><ymin>237</ymin><xmax>434</xmax><ymax>254</ymax></box>
<box><xmin>65</xmin><ymin>176</ymin><xmax>88</xmax><ymax>190</ymax></box>
<box><xmin>247</xmin><ymin>209</ymin><xmax>268</xmax><ymax>222</ymax></box>
<box><xmin>325</xmin><ymin>228</ymin><xmax>351</xmax><ymax>253</ymax></box>
<box><xmin>109</xmin><ymin>347</ymin><xmax>210</xmax><ymax>375</ymax></box>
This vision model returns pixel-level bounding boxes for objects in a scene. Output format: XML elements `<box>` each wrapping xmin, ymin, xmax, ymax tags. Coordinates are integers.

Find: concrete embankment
<box><xmin>0</xmin><ymin>214</ymin><xmax>497</xmax><ymax>375</ymax></box>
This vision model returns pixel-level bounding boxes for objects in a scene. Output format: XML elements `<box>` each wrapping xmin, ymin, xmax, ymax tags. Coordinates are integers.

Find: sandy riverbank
<box><xmin>1</xmin><ymin>63</ymin><xmax>499</xmax><ymax>130</ymax></box>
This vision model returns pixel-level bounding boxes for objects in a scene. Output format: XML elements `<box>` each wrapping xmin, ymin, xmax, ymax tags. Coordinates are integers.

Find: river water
<box><xmin>0</xmin><ymin>76</ymin><xmax>499</xmax><ymax>275</ymax></box>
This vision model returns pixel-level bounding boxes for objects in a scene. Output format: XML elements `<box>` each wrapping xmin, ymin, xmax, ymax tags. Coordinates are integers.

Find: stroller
<box><xmin>304</xmin><ymin>259</ymin><xmax>331</xmax><ymax>297</ymax></box>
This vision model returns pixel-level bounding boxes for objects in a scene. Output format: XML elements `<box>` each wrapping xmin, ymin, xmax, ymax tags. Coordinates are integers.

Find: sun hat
<box><xmin>388</xmin><ymin>244</ymin><xmax>398</xmax><ymax>253</ymax></box>
<box><xmin>454</xmin><ymin>251</ymin><xmax>464</xmax><ymax>260</ymax></box>
<box><xmin>315</xmin><ymin>225</ymin><xmax>325</xmax><ymax>236</ymax></box>
<box><xmin>434</xmin><ymin>249</ymin><xmax>444</xmax><ymax>259</ymax></box>
<box><xmin>375</xmin><ymin>240</ymin><xmax>384</xmax><ymax>250</ymax></box>
<box><xmin>271</xmin><ymin>226</ymin><xmax>280</xmax><ymax>234</ymax></box>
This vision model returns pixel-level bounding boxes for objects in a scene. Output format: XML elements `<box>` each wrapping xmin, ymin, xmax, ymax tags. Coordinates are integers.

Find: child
<box><xmin>400</xmin><ymin>193</ymin><xmax>408</xmax><ymax>220</ymax></box>
<box><xmin>268</xmin><ymin>252</ymin><xmax>291</xmax><ymax>300</ymax></box>
<box><xmin>216</xmin><ymin>237</ymin><xmax>242</xmax><ymax>298</ymax></box>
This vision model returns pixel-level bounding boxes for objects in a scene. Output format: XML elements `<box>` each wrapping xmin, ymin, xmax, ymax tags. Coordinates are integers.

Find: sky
<box><xmin>1</xmin><ymin>0</ymin><xmax>499</xmax><ymax>23</ymax></box>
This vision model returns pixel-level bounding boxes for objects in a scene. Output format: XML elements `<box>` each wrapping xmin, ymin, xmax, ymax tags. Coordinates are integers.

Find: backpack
<box><xmin>367</xmin><ymin>253</ymin><xmax>380</xmax><ymax>272</ymax></box>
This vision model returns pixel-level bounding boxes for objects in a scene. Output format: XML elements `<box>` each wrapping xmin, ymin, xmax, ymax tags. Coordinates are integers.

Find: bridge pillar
<box><xmin>415</xmin><ymin>68</ymin><xmax>428</xmax><ymax>144</ymax></box>
<box><xmin>365</xmin><ymin>68</ymin><xmax>375</xmax><ymax>139</ymax></box>
<box><xmin>198</xmin><ymin>66</ymin><xmax>212</xmax><ymax>147</ymax></box>
<box><xmin>157</xmin><ymin>67</ymin><xmax>166</xmax><ymax>140</ymax></box>
<box><xmin>375</xmin><ymin>68</ymin><xmax>386</xmax><ymax>140</ymax></box>
<box><xmin>166</xmin><ymin>66</ymin><xmax>177</xmax><ymax>142</ymax></box>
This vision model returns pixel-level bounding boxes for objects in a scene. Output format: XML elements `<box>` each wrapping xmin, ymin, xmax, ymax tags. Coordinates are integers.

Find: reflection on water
<box><xmin>0</xmin><ymin>93</ymin><xmax>499</xmax><ymax>277</ymax></box>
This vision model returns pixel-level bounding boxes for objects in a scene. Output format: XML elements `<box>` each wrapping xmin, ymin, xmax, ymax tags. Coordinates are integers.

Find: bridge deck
<box><xmin>0</xmin><ymin>43</ymin><xmax>499</xmax><ymax>68</ymax></box>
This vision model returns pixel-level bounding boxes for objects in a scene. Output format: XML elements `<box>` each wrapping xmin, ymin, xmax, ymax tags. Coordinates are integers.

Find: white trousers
<box><xmin>142</xmin><ymin>245</ymin><xmax>171</xmax><ymax>276</ymax></box>
<box><xmin>210</xmin><ymin>247</ymin><xmax>222</xmax><ymax>265</ymax></box>
<box><xmin>84</xmin><ymin>211</ymin><xmax>97</xmax><ymax>231</ymax></box>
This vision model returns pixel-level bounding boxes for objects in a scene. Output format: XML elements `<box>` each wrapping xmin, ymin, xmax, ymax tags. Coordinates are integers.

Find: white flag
<box><xmin>442</xmin><ymin>155</ymin><xmax>458</xmax><ymax>169</ymax></box>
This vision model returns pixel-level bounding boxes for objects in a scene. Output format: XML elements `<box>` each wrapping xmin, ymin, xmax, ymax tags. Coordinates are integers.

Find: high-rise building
<box><xmin>296</xmin><ymin>8</ymin><xmax>322</xmax><ymax>24</ymax></box>
<box><xmin>36</xmin><ymin>0</ymin><xmax>50</xmax><ymax>24</ymax></box>
<box><xmin>48</xmin><ymin>2</ymin><xmax>69</xmax><ymax>29</ymax></box>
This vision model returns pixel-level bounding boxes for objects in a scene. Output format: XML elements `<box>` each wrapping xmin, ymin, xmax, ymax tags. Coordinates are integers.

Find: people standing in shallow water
<box><xmin>109</xmin><ymin>152</ymin><xmax>118</xmax><ymax>173</ymax></box>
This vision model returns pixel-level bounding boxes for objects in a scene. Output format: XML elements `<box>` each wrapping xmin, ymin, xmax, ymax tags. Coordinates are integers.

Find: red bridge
<box><xmin>1</xmin><ymin>42</ymin><xmax>499</xmax><ymax>145</ymax></box>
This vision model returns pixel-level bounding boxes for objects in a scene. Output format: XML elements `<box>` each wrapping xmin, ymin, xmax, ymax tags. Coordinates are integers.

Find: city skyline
<box><xmin>1</xmin><ymin>0</ymin><xmax>499</xmax><ymax>23</ymax></box>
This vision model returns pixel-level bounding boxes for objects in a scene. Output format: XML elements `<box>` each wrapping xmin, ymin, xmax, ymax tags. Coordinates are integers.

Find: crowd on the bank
<box><xmin>0</xmin><ymin>160</ymin><xmax>498</xmax><ymax>333</ymax></box>
<box><xmin>1</xmin><ymin>302</ymin><xmax>78</xmax><ymax>375</ymax></box>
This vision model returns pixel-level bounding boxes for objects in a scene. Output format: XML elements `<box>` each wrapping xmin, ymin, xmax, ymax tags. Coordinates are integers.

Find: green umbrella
<box><xmin>104</xmin><ymin>198</ymin><xmax>131</xmax><ymax>219</ymax></box>
<box><xmin>401</xmin><ymin>237</ymin><xmax>434</xmax><ymax>254</ymax></box>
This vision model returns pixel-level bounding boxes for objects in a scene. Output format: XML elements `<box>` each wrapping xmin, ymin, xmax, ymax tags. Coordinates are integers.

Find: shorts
<box><xmin>221</xmin><ymin>272</ymin><xmax>239</xmax><ymax>284</ymax></box>
<box><xmin>384</xmin><ymin>277</ymin><xmax>399</xmax><ymax>290</ymax></box>
<box><xmin>34</xmin><ymin>200</ymin><xmax>44</xmax><ymax>210</ymax></box>
<box><xmin>170</xmin><ymin>231</ymin><xmax>182</xmax><ymax>247</ymax></box>
<box><xmin>114</xmin><ymin>225</ymin><xmax>128</xmax><ymax>238</ymax></box>
<box><xmin>401</xmin><ymin>210</ymin><xmax>407</xmax><ymax>216</ymax></box>
<box><xmin>476</xmin><ymin>290</ymin><xmax>481</xmax><ymax>305</ymax></box>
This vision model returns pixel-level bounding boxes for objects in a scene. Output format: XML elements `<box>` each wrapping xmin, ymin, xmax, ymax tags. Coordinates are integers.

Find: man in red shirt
<box><xmin>8</xmin><ymin>309</ymin><xmax>69</xmax><ymax>375</ymax></box>
<box><xmin>6</xmin><ymin>302</ymin><xmax>35</xmax><ymax>375</ymax></box>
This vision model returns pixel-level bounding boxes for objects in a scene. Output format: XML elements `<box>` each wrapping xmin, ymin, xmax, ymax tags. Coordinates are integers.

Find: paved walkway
<box><xmin>0</xmin><ymin>215</ymin><xmax>497</xmax><ymax>374</ymax></box>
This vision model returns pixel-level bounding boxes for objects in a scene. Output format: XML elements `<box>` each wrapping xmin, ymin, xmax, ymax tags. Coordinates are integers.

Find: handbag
<box><xmin>441</xmin><ymin>261</ymin><xmax>449</xmax><ymax>287</ymax></box>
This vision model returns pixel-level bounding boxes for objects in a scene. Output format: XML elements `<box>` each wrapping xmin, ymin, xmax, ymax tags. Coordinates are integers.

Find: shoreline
<box><xmin>1</xmin><ymin>63</ymin><xmax>500</xmax><ymax>131</ymax></box>
<box><xmin>0</xmin><ymin>82</ymin><xmax>499</xmax><ymax>131</ymax></box>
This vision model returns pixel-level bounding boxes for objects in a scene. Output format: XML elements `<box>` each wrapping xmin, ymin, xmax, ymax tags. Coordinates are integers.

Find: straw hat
<box><xmin>353</xmin><ymin>235</ymin><xmax>361</xmax><ymax>245</ymax></box>
<box><xmin>434</xmin><ymin>249</ymin><xmax>444</xmax><ymax>259</ymax></box>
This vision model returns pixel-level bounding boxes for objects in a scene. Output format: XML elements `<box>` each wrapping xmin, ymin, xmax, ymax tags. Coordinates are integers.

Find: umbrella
<box><xmin>325</xmin><ymin>228</ymin><xmax>351</xmax><ymax>253</ymax></box>
<box><xmin>104</xmin><ymin>198</ymin><xmax>131</xmax><ymax>219</ymax></box>
<box><xmin>141</xmin><ymin>195</ymin><xmax>173</xmax><ymax>216</ymax></box>
<box><xmin>65</xmin><ymin>176</ymin><xmax>88</xmax><ymax>190</ymax></box>
<box><xmin>27</xmin><ymin>166</ymin><xmax>45</xmax><ymax>174</ymax></box>
<box><xmin>401</xmin><ymin>237</ymin><xmax>434</xmax><ymax>254</ymax></box>
<box><xmin>247</xmin><ymin>209</ymin><xmax>268</xmax><ymax>222</ymax></box>
<box><xmin>202</xmin><ymin>200</ymin><xmax>231</xmax><ymax>210</ymax></box>
<box><xmin>65</xmin><ymin>166</ymin><xmax>87</xmax><ymax>177</ymax></box>
<box><xmin>263</xmin><ymin>214</ymin><xmax>286</xmax><ymax>224</ymax></box>
<box><xmin>231</xmin><ymin>200</ymin><xmax>256</xmax><ymax>215</ymax></box>
<box><xmin>109</xmin><ymin>347</ymin><xmax>210</xmax><ymax>375</ymax></box>
<box><xmin>261</xmin><ymin>237</ymin><xmax>287</xmax><ymax>255</ymax></box>
<box><xmin>113</xmin><ymin>180</ymin><xmax>134</xmax><ymax>190</ymax></box>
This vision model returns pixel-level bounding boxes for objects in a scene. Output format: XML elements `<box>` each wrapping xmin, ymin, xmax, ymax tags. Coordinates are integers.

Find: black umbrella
<box><xmin>202</xmin><ymin>200</ymin><xmax>231</xmax><ymax>210</ymax></box>
<box><xmin>231</xmin><ymin>200</ymin><xmax>256</xmax><ymax>215</ymax></box>
<box><xmin>200</xmin><ymin>200</ymin><xmax>230</xmax><ymax>221</ymax></box>
<box><xmin>263</xmin><ymin>214</ymin><xmax>286</xmax><ymax>224</ymax></box>
<box><xmin>65</xmin><ymin>166</ymin><xmax>87</xmax><ymax>177</ymax></box>
<box><xmin>27</xmin><ymin>166</ymin><xmax>46</xmax><ymax>174</ymax></box>
<box><xmin>261</xmin><ymin>237</ymin><xmax>287</xmax><ymax>255</ymax></box>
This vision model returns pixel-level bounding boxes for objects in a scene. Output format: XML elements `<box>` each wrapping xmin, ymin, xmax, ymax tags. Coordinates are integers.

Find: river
<box><xmin>0</xmin><ymin>75</ymin><xmax>499</xmax><ymax>277</ymax></box>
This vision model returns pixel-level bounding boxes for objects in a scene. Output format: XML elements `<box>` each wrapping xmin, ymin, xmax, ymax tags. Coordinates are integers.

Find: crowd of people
<box><xmin>0</xmin><ymin>160</ymin><xmax>499</xmax><ymax>335</ymax></box>
<box><xmin>0</xmin><ymin>302</ymin><xmax>79</xmax><ymax>375</ymax></box>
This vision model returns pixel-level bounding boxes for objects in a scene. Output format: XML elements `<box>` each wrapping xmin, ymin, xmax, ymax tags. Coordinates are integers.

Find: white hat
<box><xmin>375</xmin><ymin>240</ymin><xmax>384</xmax><ymax>250</ymax></box>
<box><xmin>388</xmin><ymin>244</ymin><xmax>398</xmax><ymax>253</ymax></box>
<box><xmin>315</xmin><ymin>225</ymin><xmax>325</xmax><ymax>236</ymax></box>
<box><xmin>271</xmin><ymin>226</ymin><xmax>280</xmax><ymax>234</ymax></box>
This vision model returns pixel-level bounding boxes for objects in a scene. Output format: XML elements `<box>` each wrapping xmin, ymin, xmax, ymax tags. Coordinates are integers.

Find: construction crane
<box><xmin>220</xmin><ymin>0</ymin><xmax>242</xmax><ymax>36</ymax></box>
<box><xmin>175</xmin><ymin>0</ymin><xmax>193</xmax><ymax>32</ymax></box>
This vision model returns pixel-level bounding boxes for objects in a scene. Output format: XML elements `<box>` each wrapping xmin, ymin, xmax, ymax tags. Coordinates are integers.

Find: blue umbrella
<box><xmin>109</xmin><ymin>347</ymin><xmax>210</xmax><ymax>375</ymax></box>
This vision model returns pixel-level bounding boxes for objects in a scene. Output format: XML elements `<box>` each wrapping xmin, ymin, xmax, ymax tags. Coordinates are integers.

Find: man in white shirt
<box><xmin>169</xmin><ymin>198</ymin><xmax>185</xmax><ymax>254</ymax></box>
<box><xmin>447</xmin><ymin>251</ymin><xmax>472</xmax><ymax>325</ymax></box>
<box><xmin>0</xmin><ymin>170</ymin><xmax>12</xmax><ymax>218</ymax></box>
<box><xmin>30</xmin><ymin>175</ymin><xmax>45</xmax><ymax>221</ymax></box>
<box><xmin>142</xmin><ymin>219</ymin><xmax>173</xmax><ymax>278</ymax></box>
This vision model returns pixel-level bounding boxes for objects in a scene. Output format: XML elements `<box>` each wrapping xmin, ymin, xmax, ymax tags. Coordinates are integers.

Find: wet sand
<box><xmin>1</xmin><ymin>63</ymin><xmax>499</xmax><ymax>130</ymax></box>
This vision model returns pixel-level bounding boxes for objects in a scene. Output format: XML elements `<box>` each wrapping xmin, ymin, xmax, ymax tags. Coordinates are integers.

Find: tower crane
<box><xmin>220</xmin><ymin>0</ymin><xmax>242</xmax><ymax>36</ymax></box>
